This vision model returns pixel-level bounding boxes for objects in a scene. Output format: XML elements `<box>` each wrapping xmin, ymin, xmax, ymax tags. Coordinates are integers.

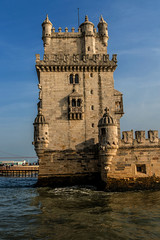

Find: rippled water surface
<box><xmin>1</xmin><ymin>177</ymin><xmax>160</xmax><ymax>240</ymax></box>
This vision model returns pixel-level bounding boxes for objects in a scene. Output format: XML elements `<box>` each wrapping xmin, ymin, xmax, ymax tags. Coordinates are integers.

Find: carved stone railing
<box><xmin>35</xmin><ymin>54</ymin><xmax>117</xmax><ymax>72</ymax></box>
<box><xmin>69</xmin><ymin>107</ymin><xmax>82</xmax><ymax>113</ymax></box>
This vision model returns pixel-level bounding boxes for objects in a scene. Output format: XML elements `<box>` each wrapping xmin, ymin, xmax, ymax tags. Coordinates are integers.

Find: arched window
<box><xmin>68</xmin><ymin>94</ymin><xmax>83</xmax><ymax>120</ymax></box>
<box><xmin>75</xmin><ymin>74</ymin><xmax>79</xmax><ymax>84</ymax></box>
<box><xmin>70</xmin><ymin>74</ymin><xmax>73</xmax><ymax>84</ymax></box>
<box><xmin>77</xmin><ymin>99</ymin><xmax>81</xmax><ymax>107</ymax></box>
<box><xmin>72</xmin><ymin>99</ymin><xmax>76</xmax><ymax>107</ymax></box>
<box><xmin>69</xmin><ymin>73</ymin><xmax>79</xmax><ymax>84</ymax></box>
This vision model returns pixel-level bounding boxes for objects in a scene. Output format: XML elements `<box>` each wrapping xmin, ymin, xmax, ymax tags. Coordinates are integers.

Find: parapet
<box><xmin>35</xmin><ymin>53</ymin><xmax>117</xmax><ymax>73</ymax></box>
<box><xmin>41</xmin><ymin>15</ymin><xmax>110</xmax><ymax>55</ymax></box>
<box><xmin>121</xmin><ymin>130</ymin><xmax>159</xmax><ymax>146</ymax></box>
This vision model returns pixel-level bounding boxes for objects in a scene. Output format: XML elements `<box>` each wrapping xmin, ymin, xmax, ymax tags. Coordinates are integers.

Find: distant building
<box><xmin>0</xmin><ymin>160</ymin><xmax>26</xmax><ymax>166</ymax></box>
<box><xmin>33</xmin><ymin>15</ymin><xmax>160</xmax><ymax>190</ymax></box>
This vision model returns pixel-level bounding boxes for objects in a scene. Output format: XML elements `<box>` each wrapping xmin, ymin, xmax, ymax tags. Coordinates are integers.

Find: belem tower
<box><xmin>33</xmin><ymin>15</ymin><xmax>160</xmax><ymax>190</ymax></box>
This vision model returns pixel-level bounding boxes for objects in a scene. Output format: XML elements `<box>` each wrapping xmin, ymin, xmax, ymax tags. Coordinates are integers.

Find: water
<box><xmin>0</xmin><ymin>177</ymin><xmax>160</xmax><ymax>240</ymax></box>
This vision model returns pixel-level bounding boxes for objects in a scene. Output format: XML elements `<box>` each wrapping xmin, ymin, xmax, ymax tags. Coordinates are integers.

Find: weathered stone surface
<box><xmin>104</xmin><ymin>177</ymin><xmax>160</xmax><ymax>192</ymax></box>
<box><xmin>33</xmin><ymin>15</ymin><xmax>160</xmax><ymax>190</ymax></box>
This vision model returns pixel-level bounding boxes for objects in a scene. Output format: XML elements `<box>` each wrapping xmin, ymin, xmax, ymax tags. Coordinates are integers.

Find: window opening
<box><xmin>101</xmin><ymin>128</ymin><xmax>106</xmax><ymax>136</ymax></box>
<box><xmin>70</xmin><ymin>74</ymin><xmax>73</xmax><ymax>84</ymax></box>
<box><xmin>136</xmin><ymin>164</ymin><xmax>146</xmax><ymax>174</ymax></box>
<box><xmin>72</xmin><ymin>99</ymin><xmax>76</xmax><ymax>107</ymax></box>
<box><xmin>75</xmin><ymin>74</ymin><xmax>79</xmax><ymax>84</ymax></box>
<box><xmin>68</xmin><ymin>94</ymin><xmax>83</xmax><ymax>120</ymax></box>
<box><xmin>69</xmin><ymin>74</ymin><xmax>79</xmax><ymax>84</ymax></box>
<box><xmin>77</xmin><ymin>99</ymin><xmax>81</xmax><ymax>107</ymax></box>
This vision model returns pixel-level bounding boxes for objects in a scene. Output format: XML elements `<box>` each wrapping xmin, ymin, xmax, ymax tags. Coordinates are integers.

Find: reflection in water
<box><xmin>0</xmin><ymin>178</ymin><xmax>160</xmax><ymax>240</ymax></box>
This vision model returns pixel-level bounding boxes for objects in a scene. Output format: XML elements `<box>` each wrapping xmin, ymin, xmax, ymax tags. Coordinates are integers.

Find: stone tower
<box><xmin>33</xmin><ymin>15</ymin><xmax>124</xmax><ymax>186</ymax></box>
<box><xmin>98</xmin><ymin>107</ymin><xmax>118</xmax><ymax>183</ymax></box>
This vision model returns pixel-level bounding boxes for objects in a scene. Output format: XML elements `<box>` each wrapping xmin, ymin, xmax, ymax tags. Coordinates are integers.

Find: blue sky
<box><xmin>0</xmin><ymin>0</ymin><xmax>160</xmax><ymax>159</ymax></box>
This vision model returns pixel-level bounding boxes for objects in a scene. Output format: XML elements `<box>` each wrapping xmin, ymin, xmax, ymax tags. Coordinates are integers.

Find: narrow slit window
<box><xmin>72</xmin><ymin>99</ymin><xmax>76</xmax><ymax>107</ymax></box>
<box><xmin>101</xmin><ymin>128</ymin><xmax>106</xmax><ymax>136</ymax></box>
<box><xmin>75</xmin><ymin>74</ymin><xmax>79</xmax><ymax>84</ymax></box>
<box><xmin>70</xmin><ymin>74</ymin><xmax>73</xmax><ymax>84</ymax></box>
<box><xmin>77</xmin><ymin>99</ymin><xmax>81</xmax><ymax>107</ymax></box>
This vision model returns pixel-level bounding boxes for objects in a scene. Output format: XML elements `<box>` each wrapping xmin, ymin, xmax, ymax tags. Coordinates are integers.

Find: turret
<box><xmin>79</xmin><ymin>16</ymin><xmax>95</xmax><ymax>54</ymax></box>
<box><xmin>98</xmin><ymin>107</ymin><xmax>118</xmax><ymax>183</ymax></box>
<box><xmin>79</xmin><ymin>15</ymin><xmax>94</xmax><ymax>34</ymax></box>
<box><xmin>42</xmin><ymin>14</ymin><xmax>52</xmax><ymax>47</ymax></box>
<box><xmin>33</xmin><ymin>108</ymin><xmax>49</xmax><ymax>159</ymax></box>
<box><xmin>97</xmin><ymin>15</ymin><xmax>108</xmax><ymax>46</ymax></box>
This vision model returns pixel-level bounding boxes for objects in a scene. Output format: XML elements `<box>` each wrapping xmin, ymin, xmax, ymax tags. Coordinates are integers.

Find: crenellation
<box><xmin>35</xmin><ymin>54</ymin><xmax>40</xmax><ymax>62</ymax></box>
<box><xmin>122</xmin><ymin>130</ymin><xmax>133</xmax><ymax>144</ymax></box>
<box><xmin>121</xmin><ymin>130</ymin><xmax>159</xmax><ymax>146</ymax></box>
<box><xmin>58</xmin><ymin>27</ymin><xmax>62</xmax><ymax>33</ymax></box>
<box><xmin>36</xmin><ymin>54</ymin><xmax>117</xmax><ymax>73</ymax></box>
<box><xmin>71</xmin><ymin>27</ymin><xmax>75</xmax><ymax>32</ymax></box>
<box><xmin>33</xmin><ymin>14</ymin><xmax>160</xmax><ymax>190</ymax></box>
<box><xmin>148</xmin><ymin>130</ymin><xmax>159</xmax><ymax>143</ymax></box>
<box><xmin>135</xmin><ymin>130</ymin><xmax>145</xmax><ymax>143</ymax></box>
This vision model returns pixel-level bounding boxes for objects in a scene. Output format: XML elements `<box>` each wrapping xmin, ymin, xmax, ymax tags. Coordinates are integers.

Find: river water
<box><xmin>0</xmin><ymin>177</ymin><xmax>160</xmax><ymax>240</ymax></box>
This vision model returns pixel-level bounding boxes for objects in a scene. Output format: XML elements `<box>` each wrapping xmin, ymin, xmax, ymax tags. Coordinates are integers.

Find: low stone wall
<box><xmin>37</xmin><ymin>143</ymin><xmax>160</xmax><ymax>191</ymax></box>
<box><xmin>108</xmin><ymin>145</ymin><xmax>160</xmax><ymax>179</ymax></box>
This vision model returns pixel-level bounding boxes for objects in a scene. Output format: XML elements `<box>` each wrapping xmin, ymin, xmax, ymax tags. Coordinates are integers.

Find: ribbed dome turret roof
<box><xmin>98</xmin><ymin>107</ymin><xmax>116</xmax><ymax>127</ymax></box>
<box><xmin>34</xmin><ymin>110</ymin><xmax>47</xmax><ymax>124</ymax></box>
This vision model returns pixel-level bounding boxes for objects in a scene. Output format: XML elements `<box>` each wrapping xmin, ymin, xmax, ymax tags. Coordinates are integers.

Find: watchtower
<box><xmin>33</xmin><ymin>15</ymin><xmax>124</xmax><ymax>186</ymax></box>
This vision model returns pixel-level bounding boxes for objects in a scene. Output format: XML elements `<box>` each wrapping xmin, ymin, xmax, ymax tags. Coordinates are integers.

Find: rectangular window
<box><xmin>136</xmin><ymin>164</ymin><xmax>146</xmax><ymax>174</ymax></box>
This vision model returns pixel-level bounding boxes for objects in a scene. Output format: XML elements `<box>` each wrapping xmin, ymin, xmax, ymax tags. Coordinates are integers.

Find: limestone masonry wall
<box><xmin>33</xmin><ymin>15</ymin><xmax>160</xmax><ymax>189</ymax></box>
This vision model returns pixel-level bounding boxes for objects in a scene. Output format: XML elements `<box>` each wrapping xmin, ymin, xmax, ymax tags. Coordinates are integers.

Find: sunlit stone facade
<box><xmin>33</xmin><ymin>15</ymin><xmax>160</xmax><ymax>190</ymax></box>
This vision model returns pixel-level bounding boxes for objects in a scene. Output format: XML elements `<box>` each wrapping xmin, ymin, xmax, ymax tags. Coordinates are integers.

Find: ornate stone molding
<box><xmin>35</xmin><ymin>54</ymin><xmax>117</xmax><ymax>73</ymax></box>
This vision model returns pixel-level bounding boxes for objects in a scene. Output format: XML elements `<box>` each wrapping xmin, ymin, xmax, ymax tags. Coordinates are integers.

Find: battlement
<box><xmin>50</xmin><ymin>26</ymin><xmax>97</xmax><ymax>35</ymax></box>
<box><xmin>51</xmin><ymin>27</ymin><xmax>80</xmax><ymax>35</ymax></box>
<box><xmin>34</xmin><ymin>13</ymin><xmax>160</xmax><ymax>189</ymax></box>
<box><xmin>121</xmin><ymin>130</ymin><xmax>159</xmax><ymax>146</ymax></box>
<box><xmin>41</xmin><ymin>15</ymin><xmax>109</xmax><ymax>55</ymax></box>
<box><xmin>35</xmin><ymin>53</ymin><xmax>117</xmax><ymax>73</ymax></box>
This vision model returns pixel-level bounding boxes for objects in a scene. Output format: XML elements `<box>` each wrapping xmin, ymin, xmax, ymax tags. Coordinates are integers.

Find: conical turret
<box><xmin>42</xmin><ymin>14</ymin><xmax>52</xmax><ymax>47</ymax></box>
<box><xmin>98</xmin><ymin>107</ymin><xmax>118</xmax><ymax>183</ymax></box>
<box><xmin>97</xmin><ymin>15</ymin><xmax>108</xmax><ymax>46</ymax></box>
<box><xmin>33</xmin><ymin>108</ymin><xmax>49</xmax><ymax>159</ymax></box>
<box><xmin>79</xmin><ymin>15</ymin><xmax>94</xmax><ymax>34</ymax></box>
